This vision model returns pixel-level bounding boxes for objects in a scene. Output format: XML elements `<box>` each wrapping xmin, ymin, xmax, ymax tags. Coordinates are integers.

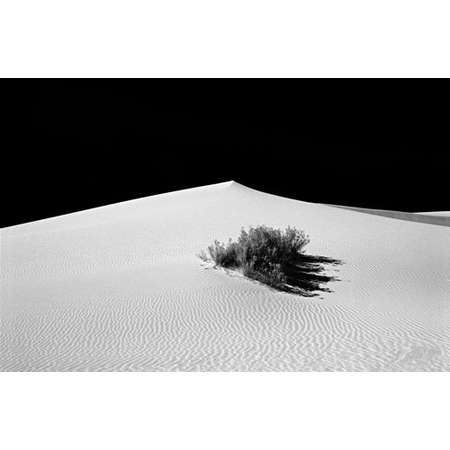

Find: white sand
<box><xmin>1</xmin><ymin>181</ymin><xmax>449</xmax><ymax>371</ymax></box>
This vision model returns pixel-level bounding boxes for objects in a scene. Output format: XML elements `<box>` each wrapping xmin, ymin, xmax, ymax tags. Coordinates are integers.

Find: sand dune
<box><xmin>1</xmin><ymin>181</ymin><xmax>449</xmax><ymax>371</ymax></box>
<box><xmin>417</xmin><ymin>211</ymin><xmax>450</xmax><ymax>218</ymax></box>
<box><xmin>325</xmin><ymin>204</ymin><xmax>450</xmax><ymax>227</ymax></box>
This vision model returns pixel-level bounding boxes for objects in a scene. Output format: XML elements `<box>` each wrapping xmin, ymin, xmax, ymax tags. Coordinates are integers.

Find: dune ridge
<box><xmin>417</xmin><ymin>211</ymin><xmax>450</xmax><ymax>217</ymax></box>
<box><xmin>323</xmin><ymin>204</ymin><xmax>450</xmax><ymax>227</ymax></box>
<box><xmin>1</xmin><ymin>181</ymin><xmax>449</xmax><ymax>371</ymax></box>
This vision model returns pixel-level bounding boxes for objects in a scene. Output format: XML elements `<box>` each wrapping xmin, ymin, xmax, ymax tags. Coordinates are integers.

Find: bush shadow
<box><xmin>279</xmin><ymin>253</ymin><xmax>343</xmax><ymax>297</ymax></box>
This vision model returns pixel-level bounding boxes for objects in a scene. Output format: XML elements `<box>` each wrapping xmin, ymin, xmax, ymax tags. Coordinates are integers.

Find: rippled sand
<box><xmin>1</xmin><ymin>181</ymin><xmax>449</xmax><ymax>371</ymax></box>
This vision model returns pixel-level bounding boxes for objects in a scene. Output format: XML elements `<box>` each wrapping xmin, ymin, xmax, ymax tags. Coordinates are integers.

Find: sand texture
<box><xmin>1</xmin><ymin>181</ymin><xmax>449</xmax><ymax>371</ymax></box>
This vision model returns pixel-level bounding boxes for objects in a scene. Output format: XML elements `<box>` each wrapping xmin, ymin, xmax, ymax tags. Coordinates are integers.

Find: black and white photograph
<box><xmin>2</xmin><ymin>82</ymin><xmax>449</xmax><ymax>372</ymax></box>
<box><xmin>1</xmin><ymin>2</ymin><xmax>450</xmax><ymax>449</ymax></box>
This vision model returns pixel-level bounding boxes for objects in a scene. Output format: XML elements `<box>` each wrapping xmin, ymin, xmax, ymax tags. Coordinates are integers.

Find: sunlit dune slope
<box><xmin>1</xmin><ymin>181</ymin><xmax>449</xmax><ymax>371</ymax></box>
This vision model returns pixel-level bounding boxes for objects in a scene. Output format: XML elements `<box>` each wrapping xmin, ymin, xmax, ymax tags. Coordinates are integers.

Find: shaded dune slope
<box><xmin>324</xmin><ymin>204</ymin><xmax>450</xmax><ymax>227</ymax></box>
<box><xmin>1</xmin><ymin>181</ymin><xmax>449</xmax><ymax>371</ymax></box>
<box><xmin>417</xmin><ymin>211</ymin><xmax>450</xmax><ymax>218</ymax></box>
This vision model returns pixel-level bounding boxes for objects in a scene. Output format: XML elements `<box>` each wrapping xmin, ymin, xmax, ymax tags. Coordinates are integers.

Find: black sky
<box><xmin>3</xmin><ymin>80</ymin><xmax>449</xmax><ymax>227</ymax></box>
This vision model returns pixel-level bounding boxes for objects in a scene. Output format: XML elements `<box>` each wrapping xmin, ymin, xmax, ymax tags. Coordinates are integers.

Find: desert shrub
<box><xmin>202</xmin><ymin>226</ymin><xmax>341</xmax><ymax>296</ymax></box>
<box><xmin>207</xmin><ymin>239</ymin><xmax>240</xmax><ymax>268</ymax></box>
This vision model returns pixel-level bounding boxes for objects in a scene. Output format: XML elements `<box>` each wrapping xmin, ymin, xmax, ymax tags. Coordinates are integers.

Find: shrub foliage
<box><xmin>202</xmin><ymin>226</ymin><xmax>341</xmax><ymax>296</ymax></box>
